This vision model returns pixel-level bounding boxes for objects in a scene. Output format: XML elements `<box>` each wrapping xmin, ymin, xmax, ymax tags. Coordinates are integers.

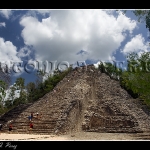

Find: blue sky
<box><xmin>0</xmin><ymin>9</ymin><xmax>150</xmax><ymax>86</ymax></box>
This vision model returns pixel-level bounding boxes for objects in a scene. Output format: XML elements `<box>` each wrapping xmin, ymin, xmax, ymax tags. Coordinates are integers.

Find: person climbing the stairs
<box><xmin>31</xmin><ymin>112</ymin><xmax>33</xmax><ymax>121</ymax></box>
<box><xmin>0</xmin><ymin>123</ymin><xmax>2</xmax><ymax>134</ymax></box>
<box><xmin>36</xmin><ymin>112</ymin><xmax>39</xmax><ymax>119</ymax></box>
<box><xmin>40</xmin><ymin>113</ymin><xmax>42</xmax><ymax>119</ymax></box>
<box><xmin>28</xmin><ymin>115</ymin><xmax>32</xmax><ymax>122</ymax></box>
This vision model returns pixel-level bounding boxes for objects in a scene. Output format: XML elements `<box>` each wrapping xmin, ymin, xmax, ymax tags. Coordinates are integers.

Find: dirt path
<box><xmin>0</xmin><ymin>131</ymin><xmax>150</xmax><ymax>140</ymax></box>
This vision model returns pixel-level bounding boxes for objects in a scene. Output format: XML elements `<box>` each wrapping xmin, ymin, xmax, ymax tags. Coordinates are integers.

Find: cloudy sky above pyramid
<box><xmin>0</xmin><ymin>9</ymin><xmax>150</xmax><ymax>85</ymax></box>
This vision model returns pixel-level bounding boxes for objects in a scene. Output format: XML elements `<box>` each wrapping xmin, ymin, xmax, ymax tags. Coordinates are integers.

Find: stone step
<box><xmin>12</xmin><ymin>126</ymin><xmax>55</xmax><ymax>130</ymax></box>
<box><xmin>2</xmin><ymin>129</ymin><xmax>55</xmax><ymax>134</ymax></box>
<box><xmin>1</xmin><ymin>120</ymin><xmax>57</xmax><ymax>126</ymax></box>
<box><xmin>16</xmin><ymin>128</ymin><xmax>54</xmax><ymax>131</ymax></box>
<box><xmin>3</xmin><ymin>125</ymin><xmax>56</xmax><ymax>129</ymax></box>
<box><xmin>16</xmin><ymin>130</ymin><xmax>54</xmax><ymax>134</ymax></box>
<box><xmin>6</xmin><ymin>122</ymin><xmax>57</xmax><ymax>127</ymax></box>
<box><xmin>13</xmin><ymin>119</ymin><xmax>57</xmax><ymax>123</ymax></box>
<box><xmin>86</xmin><ymin>127</ymin><xmax>143</xmax><ymax>133</ymax></box>
<box><xmin>11</xmin><ymin>124</ymin><xmax>56</xmax><ymax>128</ymax></box>
<box><xmin>2</xmin><ymin>124</ymin><xmax>56</xmax><ymax>129</ymax></box>
<box><xmin>14</xmin><ymin>115</ymin><xmax>60</xmax><ymax>119</ymax></box>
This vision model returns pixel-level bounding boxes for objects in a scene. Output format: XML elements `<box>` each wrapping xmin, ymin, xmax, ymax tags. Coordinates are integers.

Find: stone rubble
<box><xmin>0</xmin><ymin>64</ymin><xmax>150</xmax><ymax>134</ymax></box>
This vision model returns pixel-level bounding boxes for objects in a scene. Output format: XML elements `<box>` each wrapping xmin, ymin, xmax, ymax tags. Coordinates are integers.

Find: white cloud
<box><xmin>20</xmin><ymin>9</ymin><xmax>137</xmax><ymax>66</ymax></box>
<box><xmin>94</xmin><ymin>61</ymin><xmax>101</xmax><ymax>68</ymax></box>
<box><xmin>122</xmin><ymin>34</ymin><xmax>150</xmax><ymax>55</ymax></box>
<box><xmin>17</xmin><ymin>46</ymin><xmax>32</xmax><ymax>59</ymax></box>
<box><xmin>12</xmin><ymin>70</ymin><xmax>24</xmax><ymax>77</ymax></box>
<box><xmin>0</xmin><ymin>37</ymin><xmax>24</xmax><ymax>77</ymax></box>
<box><xmin>0</xmin><ymin>37</ymin><xmax>20</xmax><ymax>62</ymax></box>
<box><xmin>0</xmin><ymin>10</ymin><xmax>12</xmax><ymax>19</ymax></box>
<box><xmin>31</xmin><ymin>9</ymin><xmax>51</xmax><ymax>16</ymax></box>
<box><xmin>0</xmin><ymin>22</ymin><xmax>6</xmax><ymax>27</ymax></box>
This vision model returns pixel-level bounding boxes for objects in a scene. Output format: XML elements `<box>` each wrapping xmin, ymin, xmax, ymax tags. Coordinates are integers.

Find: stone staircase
<box><xmin>1</xmin><ymin>64</ymin><xmax>150</xmax><ymax>135</ymax></box>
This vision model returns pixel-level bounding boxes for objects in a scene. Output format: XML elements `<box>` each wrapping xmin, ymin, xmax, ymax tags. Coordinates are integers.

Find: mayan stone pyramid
<box><xmin>0</xmin><ymin>64</ymin><xmax>150</xmax><ymax>135</ymax></box>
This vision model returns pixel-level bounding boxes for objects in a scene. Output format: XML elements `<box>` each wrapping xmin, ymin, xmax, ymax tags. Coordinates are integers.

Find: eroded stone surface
<box><xmin>0</xmin><ymin>64</ymin><xmax>150</xmax><ymax>134</ymax></box>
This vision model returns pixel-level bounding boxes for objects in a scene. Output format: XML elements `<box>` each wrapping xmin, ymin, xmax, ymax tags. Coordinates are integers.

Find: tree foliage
<box><xmin>13</xmin><ymin>77</ymin><xmax>26</xmax><ymax>105</ymax></box>
<box><xmin>132</xmin><ymin>10</ymin><xmax>150</xmax><ymax>31</ymax></box>
<box><xmin>0</xmin><ymin>68</ymin><xmax>11</xmax><ymax>89</ymax></box>
<box><xmin>120</xmin><ymin>52</ymin><xmax>150</xmax><ymax>106</ymax></box>
<box><xmin>98</xmin><ymin>61</ymin><xmax>122</xmax><ymax>80</ymax></box>
<box><xmin>0</xmin><ymin>80</ymin><xmax>7</xmax><ymax>108</ymax></box>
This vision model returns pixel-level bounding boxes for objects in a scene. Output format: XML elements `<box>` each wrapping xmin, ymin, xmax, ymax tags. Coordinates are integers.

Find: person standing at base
<box><xmin>30</xmin><ymin>122</ymin><xmax>33</xmax><ymax>129</ymax></box>
<box><xmin>29</xmin><ymin>122</ymin><xmax>33</xmax><ymax>133</ymax></box>
<box><xmin>8</xmin><ymin>124</ymin><xmax>13</xmax><ymax>133</ymax></box>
